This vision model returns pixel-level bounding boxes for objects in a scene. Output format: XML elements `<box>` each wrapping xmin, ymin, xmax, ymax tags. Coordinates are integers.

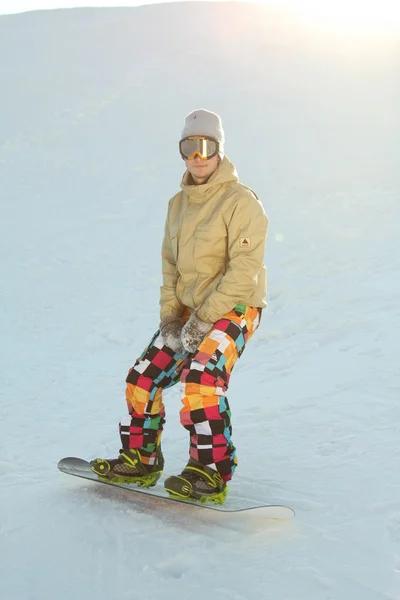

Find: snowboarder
<box><xmin>91</xmin><ymin>109</ymin><xmax>268</xmax><ymax>504</ymax></box>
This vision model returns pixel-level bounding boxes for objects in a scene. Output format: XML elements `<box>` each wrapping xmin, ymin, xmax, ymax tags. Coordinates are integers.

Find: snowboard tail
<box><xmin>57</xmin><ymin>457</ymin><xmax>294</xmax><ymax>519</ymax></box>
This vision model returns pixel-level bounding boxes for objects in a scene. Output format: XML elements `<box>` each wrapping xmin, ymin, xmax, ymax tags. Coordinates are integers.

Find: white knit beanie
<box><xmin>181</xmin><ymin>109</ymin><xmax>225</xmax><ymax>158</ymax></box>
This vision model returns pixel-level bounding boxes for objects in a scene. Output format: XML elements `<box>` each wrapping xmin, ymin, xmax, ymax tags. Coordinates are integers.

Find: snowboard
<box><xmin>58</xmin><ymin>457</ymin><xmax>294</xmax><ymax>520</ymax></box>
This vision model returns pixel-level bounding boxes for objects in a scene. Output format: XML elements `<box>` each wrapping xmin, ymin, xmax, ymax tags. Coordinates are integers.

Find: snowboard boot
<box><xmin>164</xmin><ymin>458</ymin><xmax>228</xmax><ymax>504</ymax></box>
<box><xmin>90</xmin><ymin>446</ymin><xmax>164</xmax><ymax>488</ymax></box>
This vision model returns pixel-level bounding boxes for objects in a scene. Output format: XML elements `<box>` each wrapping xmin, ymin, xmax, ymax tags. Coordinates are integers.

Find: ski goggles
<box><xmin>179</xmin><ymin>136</ymin><xmax>220</xmax><ymax>160</ymax></box>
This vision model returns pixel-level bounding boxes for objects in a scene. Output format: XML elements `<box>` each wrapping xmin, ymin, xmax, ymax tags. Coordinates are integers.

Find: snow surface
<box><xmin>1</xmin><ymin>3</ymin><xmax>399</xmax><ymax>599</ymax></box>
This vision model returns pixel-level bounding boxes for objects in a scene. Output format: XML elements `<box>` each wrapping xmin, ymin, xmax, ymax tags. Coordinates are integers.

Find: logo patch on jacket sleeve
<box><xmin>240</xmin><ymin>237</ymin><xmax>251</xmax><ymax>248</ymax></box>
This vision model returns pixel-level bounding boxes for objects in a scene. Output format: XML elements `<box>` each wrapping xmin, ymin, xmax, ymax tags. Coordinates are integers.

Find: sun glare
<box><xmin>278</xmin><ymin>0</ymin><xmax>400</xmax><ymax>35</ymax></box>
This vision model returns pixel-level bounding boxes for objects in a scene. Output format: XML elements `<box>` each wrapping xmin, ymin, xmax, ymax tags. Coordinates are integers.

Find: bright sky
<box><xmin>1</xmin><ymin>0</ymin><xmax>400</xmax><ymax>35</ymax></box>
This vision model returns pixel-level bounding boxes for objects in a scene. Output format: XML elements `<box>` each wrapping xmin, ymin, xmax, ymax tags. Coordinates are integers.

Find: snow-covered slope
<box><xmin>1</xmin><ymin>3</ymin><xmax>399</xmax><ymax>599</ymax></box>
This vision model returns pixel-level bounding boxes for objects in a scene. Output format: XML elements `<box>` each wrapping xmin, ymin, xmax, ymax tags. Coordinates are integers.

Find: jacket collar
<box><xmin>180</xmin><ymin>156</ymin><xmax>239</xmax><ymax>202</ymax></box>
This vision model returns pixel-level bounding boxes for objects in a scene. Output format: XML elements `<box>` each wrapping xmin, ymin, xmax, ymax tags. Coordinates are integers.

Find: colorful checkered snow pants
<box><xmin>120</xmin><ymin>305</ymin><xmax>262</xmax><ymax>482</ymax></box>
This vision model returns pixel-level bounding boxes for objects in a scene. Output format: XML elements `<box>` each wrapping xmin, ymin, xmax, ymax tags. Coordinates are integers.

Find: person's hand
<box><xmin>181</xmin><ymin>313</ymin><xmax>213</xmax><ymax>353</ymax></box>
<box><xmin>160</xmin><ymin>317</ymin><xmax>185</xmax><ymax>354</ymax></box>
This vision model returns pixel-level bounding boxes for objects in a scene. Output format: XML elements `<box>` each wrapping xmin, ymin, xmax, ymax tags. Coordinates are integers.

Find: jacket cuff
<box><xmin>196</xmin><ymin>307</ymin><xmax>217</xmax><ymax>324</ymax></box>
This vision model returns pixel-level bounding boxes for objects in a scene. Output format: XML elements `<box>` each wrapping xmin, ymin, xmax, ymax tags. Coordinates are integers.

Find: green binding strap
<box><xmin>234</xmin><ymin>304</ymin><xmax>246</xmax><ymax>315</ymax></box>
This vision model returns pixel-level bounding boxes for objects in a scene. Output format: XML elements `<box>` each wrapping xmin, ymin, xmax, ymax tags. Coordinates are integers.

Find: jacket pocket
<box><xmin>169</xmin><ymin>226</ymin><xmax>179</xmax><ymax>262</ymax></box>
<box><xmin>194</xmin><ymin>225</ymin><xmax>227</xmax><ymax>267</ymax></box>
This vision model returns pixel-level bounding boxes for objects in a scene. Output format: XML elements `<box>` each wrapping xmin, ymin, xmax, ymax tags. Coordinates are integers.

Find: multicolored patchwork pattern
<box><xmin>120</xmin><ymin>305</ymin><xmax>262</xmax><ymax>479</ymax></box>
<box><xmin>180</xmin><ymin>305</ymin><xmax>261</xmax><ymax>480</ymax></box>
<box><xmin>121</xmin><ymin>332</ymin><xmax>185</xmax><ymax>465</ymax></box>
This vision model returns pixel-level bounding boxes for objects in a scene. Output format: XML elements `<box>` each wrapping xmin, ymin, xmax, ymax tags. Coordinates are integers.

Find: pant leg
<box><xmin>120</xmin><ymin>329</ymin><xmax>188</xmax><ymax>466</ymax></box>
<box><xmin>179</xmin><ymin>305</ymin><xmax>262</xmax><ymax>482</ymax></box>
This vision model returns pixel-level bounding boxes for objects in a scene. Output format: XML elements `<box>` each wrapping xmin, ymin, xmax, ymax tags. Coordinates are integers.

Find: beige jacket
<box><xmin>160</xmin><ymin>156</ymin><xmax>268</xmax><ymax>324</ymax></box>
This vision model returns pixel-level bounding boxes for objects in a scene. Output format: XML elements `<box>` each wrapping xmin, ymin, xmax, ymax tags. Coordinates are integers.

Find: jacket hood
<box><xmin>180</xmin><ymin>156</ymin><xmax>239</xmax><ymax>202</ymax></box>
